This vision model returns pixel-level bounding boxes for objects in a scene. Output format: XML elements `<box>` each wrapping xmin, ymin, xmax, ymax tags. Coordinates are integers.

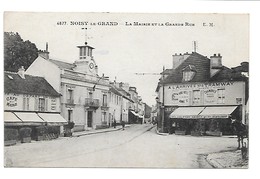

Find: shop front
<box><xmin>169</xmin><ymin>105</ymin><xmax>240</xmax><ymax>136</ymax></box>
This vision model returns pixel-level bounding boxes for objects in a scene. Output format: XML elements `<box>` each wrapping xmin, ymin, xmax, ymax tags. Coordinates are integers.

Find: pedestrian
<box><xmin>113</xmin><ymin>119</ymin><xmax>116</xmax><ymax>128</ymax></box>
<box><xmin>121</xmin><ymin>120</ymin><xmax>125</xmax><ymax>130</ymax></box>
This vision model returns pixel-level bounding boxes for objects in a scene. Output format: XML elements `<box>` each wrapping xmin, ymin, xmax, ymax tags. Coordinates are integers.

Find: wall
<box><xmin>108</xmin><ymin>92</ymin><xmax>122</xmax><ymax>124</ymax></box>
<box><xmin>26</xmin><ymin>56</ymin><xmax>61</xmax><ymax>93</ymax></box>
<box><xmin>60</xmin><ymin>76</ymin><xmax>109</xmax><ymax>130</ymax></box>
<box><xmin>122</xmin><ymin>97</ymin><xmax>129</xmax><ymax>123</ymax></box>
<box><xmin>160</xmin><ymin>81</ymin><xmax>245</xmax><ymax>107</ymax></box>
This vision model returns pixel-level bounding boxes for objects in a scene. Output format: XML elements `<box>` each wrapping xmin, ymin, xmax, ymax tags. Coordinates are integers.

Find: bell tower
<box><xmin>74</xmin><ymin>28</ymin><xmax>98</xmax><ymax>75</ymax></box>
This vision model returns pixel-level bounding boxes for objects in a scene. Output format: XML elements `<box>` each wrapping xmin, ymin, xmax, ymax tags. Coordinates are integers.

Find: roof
<box><xmin>48</xmin><ymin>59</ymin><xmax>75</xmax><ymax>70</ymax></box>
<box><xmin>160</xmin><ymin>52</ymin><xmax>242</xmax><ymax>85</ymax></box>
<box><xmin>109</xmin><ymin>85</ymin><xmax>123</xmax><ymax>96</ymax></box>
<box><xmin>4</xmin><ymin>71</ymin><xmax>61</xmax><ymax>97</ymax></box>
<box><xmin>162</xmin><ymin>52</ymin><xmax>211</xmax><ymax>84</ymax></box>
<box><xmin>109</xmin><ymin>85</ymin><xmax>134</xmax><ymax>103</ymax></box>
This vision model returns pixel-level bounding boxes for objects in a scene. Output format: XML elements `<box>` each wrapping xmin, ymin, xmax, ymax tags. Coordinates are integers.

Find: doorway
<box><xmin>87</xmin><ymin>111</ymin><xmax>93</xmax><ymax>128</ymax></box>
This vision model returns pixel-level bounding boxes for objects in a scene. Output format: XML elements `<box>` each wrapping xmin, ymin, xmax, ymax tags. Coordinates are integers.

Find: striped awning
<box><xmin>169</xmin><ymin>107</ymin><xmax>205</xmax><ymax>119</ymax></box>
<box><xmin>38</xmin><ymin>113</ymin><xmax>67</xmax><ymax>126</ymax></box>
<box><xmin>199</xmin><ymin>106</ymin><xmax>238</xmax><ymax>118</ymax></box>
<box><xmin>14</xmin><ymin>112</ymin><xmax>45</xmax><ymax>124</ymax></box>
<box><xmin>4</xmin><ymin>112</ymin><xmax>23</xmax><ymax>125</ymax></box>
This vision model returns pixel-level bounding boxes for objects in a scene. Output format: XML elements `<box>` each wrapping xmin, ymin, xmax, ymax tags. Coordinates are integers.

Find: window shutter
<box><xmin>35</xmin><ymin>97</ymin><xmax>38</xmax><ymax>111</ymax></box>
<box><xmin>189</xmin><ymin>91</ymin><xmax>192</xmax><ymax>105</ymax></box>
<box><xmin>200</xmin><ymin>90</ymin><xmax>204</xmax><ymax>105</ymax></box>
<box><xmin>45</xmin><ymin>98</ymin><xmax>48</xmax><ymax>112</ymax></box>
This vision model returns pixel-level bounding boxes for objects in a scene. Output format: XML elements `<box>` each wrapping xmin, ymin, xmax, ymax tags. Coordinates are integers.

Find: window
<box><xmin>183</xmin><ymin>71</ymin><xmax>195</xmax><ymax>82</ymax></box>
<box><xmin>89</xmin><ymin>91</ymin><xmax>93</xmax><ymax>99</ymax></box>
<box><xmin>182</xmin><ymin>65</ymin><xmax>196</xmax><ymax>82</ymax></box>
<box><xmin>217</xmin><ymin>89</ymin><xmax>225</xmax><ymax>104</ymax></box>
<box><xmin>101</xmin><ymin>112</ymin><xmax>107</xmax><ymax>123</ymax></box>
<box><xmin>39</xmin><ymin>98</ymin><xmax>45</xmax><ymax>112</ymax></box>
<box><xmin>67</xmin><ymin>89</ymin><xmax>74</xmax><ymax>104</ymax></box>
<box><xmin>23</xmin><ymin>97</ymin><xmax>29</xmax><ymax>110</ymax></box>
<box><xmin>193</xmin><ymin>90</ymin><xmax>200</xmax><ymax>104</ymax></box>
<box><xmin>80</xmin><ymin>47</ymin><xmax>86</xmax><ymax>59</ymax></box>
<box><xmin>102</xmin><ymin>94</ymin><xmax>107</xmax><ymax>106</ymax></box>
<box><xmin>87</xmin><ymin>48</ymin><xmax>92</xmax><ymax>57</ymax></box>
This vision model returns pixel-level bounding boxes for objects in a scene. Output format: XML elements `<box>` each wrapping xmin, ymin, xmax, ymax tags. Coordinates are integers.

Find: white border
<box><xmin>1</xmin><ymin>0</ymin><xmax>260</xmax><ymax>179</ymax></box>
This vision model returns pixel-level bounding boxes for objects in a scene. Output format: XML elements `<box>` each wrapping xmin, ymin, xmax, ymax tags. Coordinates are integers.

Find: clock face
<box><xmin>89</xmin><ymin>62</ymin><xmax>95</xmax><ymax>71</ymax></box>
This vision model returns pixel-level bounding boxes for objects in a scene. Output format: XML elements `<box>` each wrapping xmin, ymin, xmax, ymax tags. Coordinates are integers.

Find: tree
<box><xmin>4</xmin><ymin>32</ymin><xmax>38</xmax><ymax>72</ymax></box>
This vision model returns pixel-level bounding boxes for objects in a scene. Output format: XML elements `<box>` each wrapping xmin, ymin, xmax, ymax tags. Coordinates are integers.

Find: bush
<box><xmin>35</xmin><ymin>126</ymin><xmax>47</xmax><ymax>136</ymax></box>
<box><xmin>19</xmin><ymin>127</ymin><xmax>32</xmax><ymax>138</ymax></box>
<box><xmin>4</xmin><ymin>128</ymin><xmax>19</xmax><ymax>141</ymax></box>
<box><xmin>47</xmin><ymin>126</ymin><xmax>60</xmax><ymax>135</ymax></box>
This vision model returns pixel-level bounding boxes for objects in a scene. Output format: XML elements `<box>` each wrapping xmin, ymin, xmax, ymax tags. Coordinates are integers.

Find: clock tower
<box><xmin>74</xmin><ymin>42</ymin><xmax>98</xmax><ymax>75</ymax></box>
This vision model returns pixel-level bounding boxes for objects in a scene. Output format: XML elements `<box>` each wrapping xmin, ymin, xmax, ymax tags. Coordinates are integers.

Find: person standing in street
<box><xmin>113</xmin><ymin>119</ymin><xmax>116</xmax><ymax>128</ymax></box>
<box><xmin>121</xmin><ymin>120</ymin><xmax>125</xmax><ymax>130</ymax></box>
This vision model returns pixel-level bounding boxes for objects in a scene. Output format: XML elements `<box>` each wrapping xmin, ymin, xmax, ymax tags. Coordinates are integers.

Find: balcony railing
<box><xmin>85</xmin><ymin>98</ymin><xmax>100</xmax><ymax>108</ymax></box>
<box><xmin>66</xmin><ymin>99</ymin><xmax>74</xmax><ymax>104</ymax></box>
<box><xmin>102</xmin><ymin>102</ymin><xmax>108</xmax><ymax>107</ymax></box>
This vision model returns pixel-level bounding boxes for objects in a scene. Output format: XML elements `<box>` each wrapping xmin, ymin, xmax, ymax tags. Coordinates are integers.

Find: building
<box><xmin>26</xmin><ymin>42</ymin><xmax>110</xmax><ymax>132</ymax></box>
<box><xmin>156</xmin><ymin>52</ymin><xmax>249</xmax><ymax>136</ymax></box>
<box><xmin>108</xmin><ymin>82</ymin><xmax>134</xmax><ymax>125</ymax></box>
<box><xmin>4</xmin><ymin>68</ymin><xmax>66</xmax><ymax>140</ymax></box>
<box><xmin>128</xmin><ymin>87</ymin><xmax>144</xmax><ymax>124</ymax></box>
<box><xmin>144</xmin><ymin>103</ymin><xmax>152</xmax><ymax>123</ymax></box>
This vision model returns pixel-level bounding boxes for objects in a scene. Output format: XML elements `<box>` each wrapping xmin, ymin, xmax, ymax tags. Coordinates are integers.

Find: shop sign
<box><xmin>6</xmin><ymin>96</ymin><xmax>18</xmax><ymax>107</ymax></box>
<box><xmin>178</xmin><ymin>91</ymin><xmax>189</xmax><ymax>104</ymax></box>
<box><xmin>204</xmin><ymin>89</ymin><xmax>217</xmax><ymax>103</ymax></box>
<box><xmin>171</xmin><ymin>92</ymin><xmax>179</xmax><ymax>103</ymax></box>
<box><xmin>167</xmin><ymin>81</ymin><xmax>235</xmax><ymax>90</ymax></box>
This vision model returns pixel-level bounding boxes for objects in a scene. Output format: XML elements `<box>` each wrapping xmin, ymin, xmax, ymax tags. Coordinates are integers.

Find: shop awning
<box><xmin>4</xmin><ymin>112</ymin><xmax>23</xmax><ymax>126</ymax></box>
<box><xmin>199</xmin><ymin>106</ymin><xmax>238</xmax><ymax>118</ymax></box>
<box><xmin>14</xmin><ymin>112</ymin><xmax>45</xmax><ymax>125</ymax></box>
<box><xmin>169</xmin><ymin>107</ymin><xmax>205</xmax><ymax>119</ymax></box>
<box><xmin>38</xmin><ymin>113</ymin><xmax>68</xmax><ymax>126</ymax></box>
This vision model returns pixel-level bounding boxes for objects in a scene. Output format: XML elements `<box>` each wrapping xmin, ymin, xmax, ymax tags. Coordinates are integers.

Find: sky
<box><xmin>4</xmin><ymin>12</ymin><xmax>249</xmax><ymax>106</ymax></box>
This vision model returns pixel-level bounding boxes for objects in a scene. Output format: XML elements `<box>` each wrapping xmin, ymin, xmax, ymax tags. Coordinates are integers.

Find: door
<box><xmin>87</xmin><ymin>111</ymin><xmax>93</xmax><ymax>127</ymax></box>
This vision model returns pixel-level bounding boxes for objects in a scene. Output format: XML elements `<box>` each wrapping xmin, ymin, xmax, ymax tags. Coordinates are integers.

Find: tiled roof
<box><xmin>4</xmin><ymin>71</ymin><xmax>61</xmax><ymax>97</ymax></box>
<box><xmin>48</xmin><ymin>59</ymin><xmax>75</xmax><ymax>70</ymax></box>
<box><xmin>162</xmin><ymin>52</ymin><xmax>211</xmax><ymax>84</ymax></box>
<box><xmin>209</xmin><ymin>66</ymin><xmax>232</xmax><ymax>81</ymax></box>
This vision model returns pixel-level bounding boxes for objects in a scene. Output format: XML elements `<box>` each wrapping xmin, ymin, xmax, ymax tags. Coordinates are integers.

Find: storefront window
<box><xmin>217</xmin><ymin>89</ymin><xmax>225</xmax><ymax>104</ymax></box>
<box><xmin>193</xmin><ymin>90</ymin><xmax>200</xmax><ymax>104</ymax></box>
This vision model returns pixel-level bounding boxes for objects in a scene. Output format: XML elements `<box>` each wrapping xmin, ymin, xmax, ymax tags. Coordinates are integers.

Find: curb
<box><xmin>206</xmin><ymin>154</ymin><xmax>224</xmax><ymax>168</ymax></box>
<box><xmin>72</xmin><ymin>125</ymin><xmax>131</xmax><ymax>137</ymax></box>
<box><xmin>155</xmin><ymin>128</ymin><xmax>169</xmax><ymax>136</ymax></box>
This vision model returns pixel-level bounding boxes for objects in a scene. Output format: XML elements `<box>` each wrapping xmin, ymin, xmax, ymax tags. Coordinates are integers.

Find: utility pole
<box><xmin>161</xmin><ymin>66</ymin><xmax>165</xmax><ymax>133</ymax></box>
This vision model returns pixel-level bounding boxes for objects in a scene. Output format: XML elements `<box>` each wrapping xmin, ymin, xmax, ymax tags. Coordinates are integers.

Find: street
<box><xmin>4</xmin><ymin>124</ymin><xmax>238</xmax><ymax>168</ymax></box>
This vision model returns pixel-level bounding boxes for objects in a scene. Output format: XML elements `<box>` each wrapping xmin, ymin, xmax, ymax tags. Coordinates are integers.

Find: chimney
<box><xmin>18</xmin><ymin>66</ymin><xmax>25</xmax><ymax>79</ymax></box>
<box><xmin>210</xmin><ymin>53</ymin><xmax>222</xmax><ymax>77</ymax></box>
<box><xmin>38</xmin><ymin>43</ymin><xmax>49</xmax><ymax>60</ymax></box>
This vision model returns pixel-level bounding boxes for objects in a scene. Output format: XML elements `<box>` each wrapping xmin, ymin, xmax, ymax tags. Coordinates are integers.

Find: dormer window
<box><xmin>182</xmin><ymin>65</ymin><xmax>196</xmax><ymax>82</ymax></box>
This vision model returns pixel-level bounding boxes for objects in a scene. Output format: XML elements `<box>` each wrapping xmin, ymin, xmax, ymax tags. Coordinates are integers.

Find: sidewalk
<box><xmin>72</xmin><ymin>125</ymin><xmax>131</xmax><ymax>137</ymax></box>
<box><xmin>206</xmin><ymin>150</ymin><xmax>248</xmax><ymax>168</ymax></box>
